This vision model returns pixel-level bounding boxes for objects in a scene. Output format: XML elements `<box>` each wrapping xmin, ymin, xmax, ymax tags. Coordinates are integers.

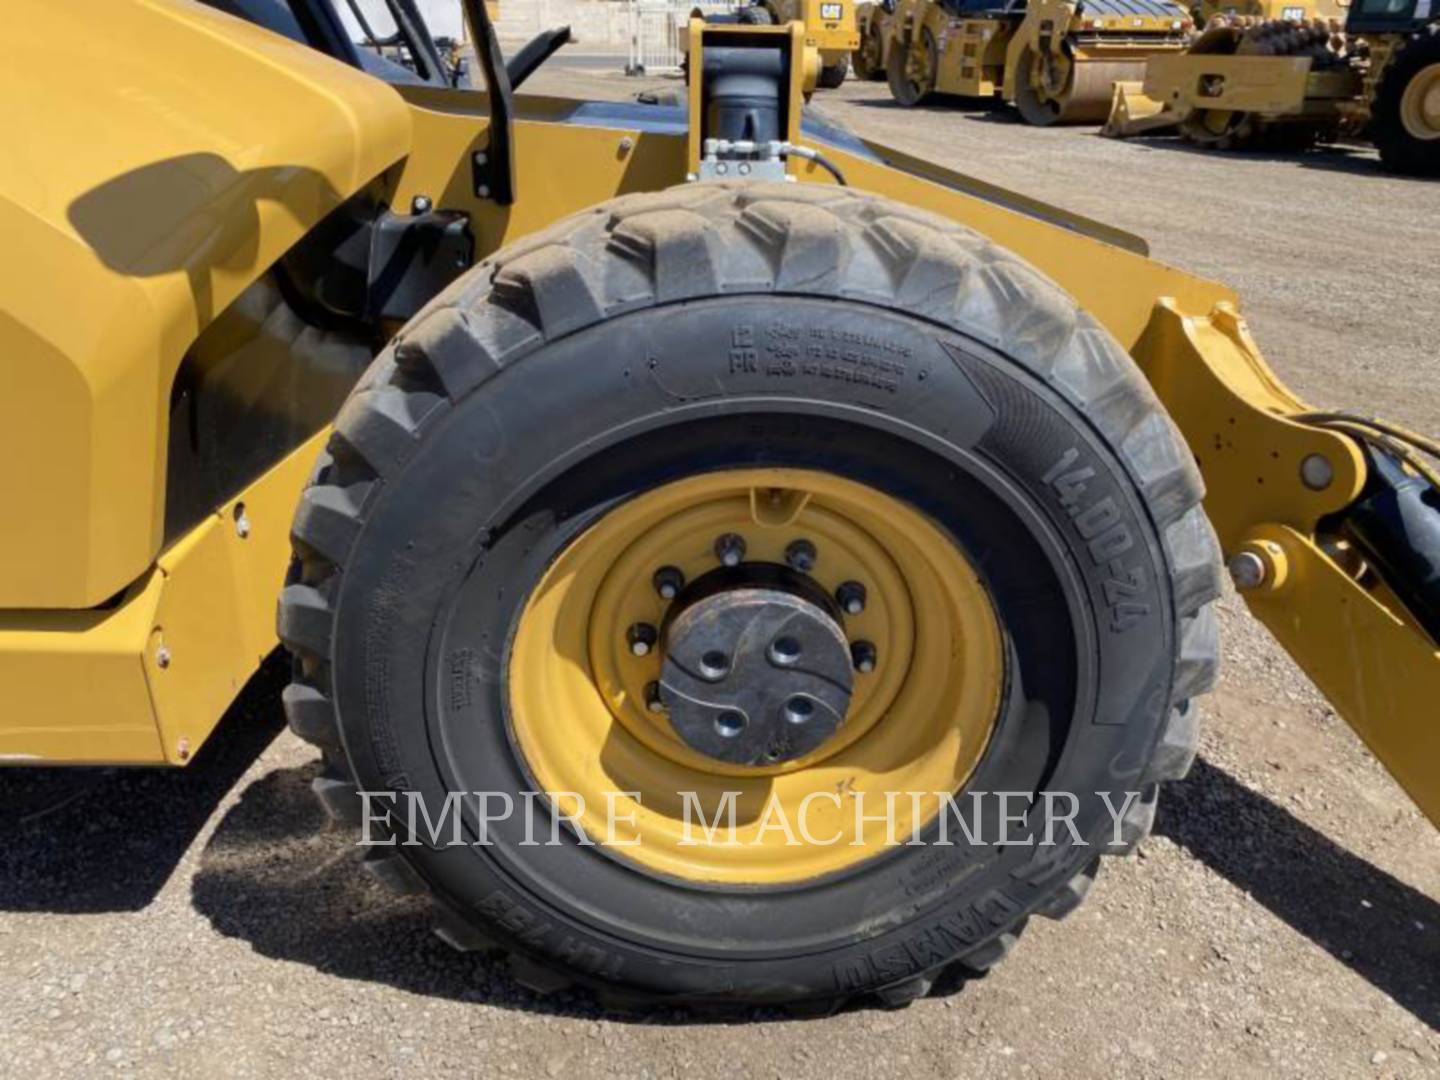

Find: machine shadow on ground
<box><xmin>186</xmin><ymin>732</ymin><xmax>1440</xmax><ymax>1026</ymax></box>
<box><xmin>186</xmin><ymin>757</ymin><xmax>983</xmax><ymax>1022</ymax></box>
<box><xmin>1100</xmin><ymin>136</ymin><xmax>1392</xmax><ymax>179</ymax></box>
<box><xmin>1156</xmin><ymin>758</ymin><xmax>1440</xmax><ymax>1029</ymax></box>
<box><xmin>845</xmin><ymin>95</ymin><xmax>1395</xmax><ymax>180</ymax></box>
<box><xmin>0</xmin><ymin>656</ymin><xmax>288</xmax><ymax>914</ymax></box>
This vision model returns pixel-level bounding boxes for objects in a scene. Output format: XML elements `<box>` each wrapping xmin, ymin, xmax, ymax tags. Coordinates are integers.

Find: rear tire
<box><xmin>1014</xmin><ymin>48</ymin><xmax>1065</xmax><ymax>127</ymax></box>
<box><xmin>853</xmin><ymin>19</ymin><xmax>886</xmax><ymax>80</ymax></box>
<box><xmin>1180</xmin><ymin>107</ymin><xmax>1259</xmax><ymax>150</ymax></box>
<box><xmin>819</xmin><ymin>54</ymin><xmax>850</xmax><ymax>88</ymax></box>
<box><xmin>1371</xmin><ymin>28</ymin><xmax>1440</xmax><ymax>177</ymax></box>
<box><xmin>280</xmin><ymin>183</ymin><xmax>1221</xmax><ymax>1011</ymax></box>
<box><xmin>887</xmin><ymin>27</ymin><xmax>936</xmax><ymax>106</ymax></box>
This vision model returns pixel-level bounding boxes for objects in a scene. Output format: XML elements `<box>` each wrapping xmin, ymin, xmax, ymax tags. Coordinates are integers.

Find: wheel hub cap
<box><xmin>661</xmin><ymin>582</ymin><xmax>854</xmax><ymax>766</ymax></box>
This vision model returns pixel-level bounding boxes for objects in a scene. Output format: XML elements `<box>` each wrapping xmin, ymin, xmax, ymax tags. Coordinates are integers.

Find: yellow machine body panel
<box><xmin>0</xmin><ymin>0</ymin><xmax>410</xmax><ymax>609</ymax></box>
<box><xmin>1196</xmin><ymin>0</ymin><xmax>1347</xmax><ymax>20</ymax></box>
<box><xmin>1142</xmin><ymin>53</ymin><xmax>1358</xmax><ymax>114</ymax></box>
<box><xmin>772</xmin><ymin>0</ymin><xmax>862</xmax><ymax>55</ymax></box>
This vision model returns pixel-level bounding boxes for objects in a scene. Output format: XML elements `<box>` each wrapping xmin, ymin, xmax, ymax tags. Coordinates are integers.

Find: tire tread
<box><xmin>278</xmin><ymin>183</ymin><xmax>1223</xmax><ymax>1012</ymax></box>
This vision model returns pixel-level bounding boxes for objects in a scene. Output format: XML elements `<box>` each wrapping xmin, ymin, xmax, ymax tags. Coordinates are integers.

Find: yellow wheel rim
<box><xmin>1401</xmin><ymin>63</ymin><xmax>1440</xmax><ymax>142</ymax></box>
<box><xmin>507</xmin><ymin>468</ymin><xmax>1004</xmax><ymax>885</ymax></box>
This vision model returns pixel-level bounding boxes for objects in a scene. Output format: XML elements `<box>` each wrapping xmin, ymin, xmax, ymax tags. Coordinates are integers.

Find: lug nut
<box><xmin>714</xmin><ymin>533</ymin><xmax>747</xmax><ymax>567</ymax></box>
<box><xmin>851</xmin><ymin>640</ymin><xmax>878</xmax><ymax>673</ymax></box>
<box><xmin>835</xmin><ymin>581</ymin><xmax>867</xmax><ymax>615</ymax></box>
<box><xmin>645</xmin><ymin>681</ymin><xmax>666</xmax><ymax>713</ymax></box>
<box><xmin>715</xmin><ymin>710</ymin><xmax>747</xmax><ymax>738</ymax></box>
<box><xmin>653</xmin><ymin>566</ymin><xmax>685</xmax><ymax>600</ymax></box>
<box><xmin>785</xmin><ymin>539</ymin><xmax>818</xmax><ymax>573</ymax></box>
<box><xmin>769</xmin><ymin>635</ymin><xmax>802</xmax><ymax>666</ymax></box>
<box><xmin>784</xmin><ymin>696</ymin><xmax>815</xmax><ymax>725</ymax></box>
<box><xmin>626</xmin><ymin>623</ymin><xmax>658</xmax><ymax>656</ymax></box>
<box><xmin>699</xmin><ymin>649</ymin><xmax>731</xmax><ymax>681</ymax></box>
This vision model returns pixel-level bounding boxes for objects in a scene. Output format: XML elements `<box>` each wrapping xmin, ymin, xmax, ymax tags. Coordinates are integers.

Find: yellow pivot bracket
<box><xmin>1137</xmin><ymin>299</ymin><xmax>1440</xmax><ymax>826</ymax></box>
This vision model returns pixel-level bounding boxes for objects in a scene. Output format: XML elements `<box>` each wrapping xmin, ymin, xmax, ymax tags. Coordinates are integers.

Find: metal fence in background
<box><xmin>626</xmin><ymin>1</ymin><xmax>740</xmax><ymax>75</ymax></box>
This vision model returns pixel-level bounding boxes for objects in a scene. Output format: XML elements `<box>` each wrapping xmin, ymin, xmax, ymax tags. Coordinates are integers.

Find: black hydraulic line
<box><xmin>806</xmin><ymin>150</ymin><xmax>848</xmax><ymax>186</ymax></box>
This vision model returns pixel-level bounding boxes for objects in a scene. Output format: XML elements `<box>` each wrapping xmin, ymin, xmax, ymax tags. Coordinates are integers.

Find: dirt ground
<box><xmin>3</xmin><ymin>48</ymin><xmax>1438</xmax><ymax>1080</ymax></box>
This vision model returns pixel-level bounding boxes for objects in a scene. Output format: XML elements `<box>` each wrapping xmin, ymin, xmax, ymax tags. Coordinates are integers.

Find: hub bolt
<box><xmin>784</xmin><ymin>696</ymin><xmax>815</xmax><ymax>725</ymax></box>
<box><xmin>714</xmin><ymin>533</ymin><xmax>747</xmax><ymax>567</ymax></box>
<box><xmin>645</xmin><ymin>681</ymin><xmax>666</xmax><ymax>713</ymax></box>
<box><xmin>715</xmin><ymin>710</ymin><xmax>747</xmax><ymax>738</ymax></box>
<box><xmin>851</xmin><ymin>640</ymin><xmax>878</xmax><ymax>673</ymax></box>
<box><xmin>835</xmin><ymin>581</ymin><xmax>867</xmax><ymax>615</ymax></box>
<box><xmin>768</xmin><ymin>635</ymin><xmax>802</xmax><ymax>666</ymax></box>
<box><xmin>653</xmin><ymin>566</ymin><xmax>685</xmax><ymax>600</ymax></box>
<box><xmin>698</xmin><ymin>649</ymin><xmax>731</xmax><ymax>680</ymax></box>
<box><xmin>627</xmin><ymin>623</ymin><xmax>658</xmax><ymax>656</ymax></box>
<box><xmin>785</xmin><ymin>539</ymin><xmax>818</xmax><ymax>573</ymax></box>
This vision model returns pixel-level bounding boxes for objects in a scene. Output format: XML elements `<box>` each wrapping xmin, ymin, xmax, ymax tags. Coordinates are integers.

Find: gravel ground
<box><xmin>3</xmin><ymin>47</ymin><xmax>1438</xmax><ymax>1080</ymax></box>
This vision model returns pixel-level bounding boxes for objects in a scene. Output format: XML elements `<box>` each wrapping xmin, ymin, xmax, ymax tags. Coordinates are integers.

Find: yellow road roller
<box><xmin>692</xmin><ymin>0</ymin><xmax>861</xmax><ymax>86</ymax></box>
<box><xmin>1105</xmin><ymin>0</ymin><xmax>1440</xmax><ymax>173</ymax></box>
<box><xmin>883</xmin><ymin>0</ymin><xmax>1195</xmax><ymax>123</ymax></box>
<box><xmin>853</xmin><ymin>0</ymin><xmax>896</xmax><ymax>79</ymax></box>
<box><xmin>3</xmin><ymin>0</ymin><xmax>1439</xmax><ymax>1011</ymax></box>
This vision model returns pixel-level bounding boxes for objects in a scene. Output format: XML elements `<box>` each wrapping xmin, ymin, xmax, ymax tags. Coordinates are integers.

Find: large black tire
<box><xmin>1371</xmin><ymin>28</ymin><xmax>1440</xmax><ymax>178</ymax></box>
<box><xmin>279</xmin><ymin>183</ymin><xmax>1221</xmax><ymax>1011</ymax></box>
<box><xmin>887</xmin><ymin>28</ymin><xmax>936</xmax><ymax>107</ymax></box>
<box><xmin>737</xmin><ymin>3</ymin><xmax>775</xmax><ymax>24</ymax></box>
<box><xmin>818</xmin><ymin>54</ymin><xmax>850</xmax><ymax>88</ymax></box>
<box><xmin>853</xmin><ymin>19</ymin><xmax>886</xmax><ymax>81</ymax></box>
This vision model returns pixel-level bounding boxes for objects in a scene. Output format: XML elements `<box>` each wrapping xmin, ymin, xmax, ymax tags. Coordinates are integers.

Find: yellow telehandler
<box><xmin>3</xmin><ymin>0</ymin><xmax>1437</xmax><ymax>1011</ymax></box>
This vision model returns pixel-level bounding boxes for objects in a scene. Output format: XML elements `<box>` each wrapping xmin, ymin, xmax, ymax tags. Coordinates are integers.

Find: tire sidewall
<box><xmin>331</xmin><ymin>295</ymin><xmax>1177</xmax><ymax>999</ymax></box>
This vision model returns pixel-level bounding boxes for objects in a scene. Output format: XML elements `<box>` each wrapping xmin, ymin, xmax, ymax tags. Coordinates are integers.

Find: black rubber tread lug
<box><xmin>284</xmin><ymin>183</ymin><xmax>1224</xmax><ymax>1007</ymax></box>
<box><xmin>290</xmin><ymin>483</ymin><xmax>367</xmax><ymax>570</ymax></box>
<box><xmin>1147</xmin><ymin>698</ymin><xmax>1201</xmax><ymax>783</ymax></box>
<box><xmin>394</xmin><ymin>309</ymin><xmax>508</xmax><ymax>403</ymax></box>
<box><xmin>1120</xmin><ymin>410</ymin><xmax>1202</xmax><ymax>530</ymax></box>
<box><xmin>491</xmin><ymin>244</ymin><xmax>606</xmax><ymax>338</ymax></box>
<box><xmin>312</xmin><ymin>766</ymin><xmax>362</xmax><ymax>827</ymax></box>
<box><xmin>281</xmin><ymin>681</ymin><xmax>337</xmax><ymax>746</ymax></box>
<box><xmin>1173</xmin><ymin>605</ymin><xmax>1220</xmax><ymax>701</ymax></box>
<box><xmin>360</xmin><ymin>847</ymin><xmax>427</xmax><ymax>896</ymax></box>
<box><xmin>1036</xmin><ymin>859</ymin><xmax>1098</xmax><ymax>921</ymax></box>
<box><xmin>276</xmin><ymin>583</ymin><xmax>333</xmax><ymax>659</ymax></box>
<box><xmin>607</xmin><ymin>208</ymin><xmax>723</xmax><ymax>300</ymax></box>
<box><xmin>433</xmin><ymin>907</ymin><xmax>501</xmax><ymax>954</ymax></box>
<box><xmin>332</xmin><ymin>385</ymin><xmax>446</xmax><ymax>480</ymax></box>
<box><xmin>781</xmin><ymin>996</ymin><xmax>847</xmax><ymax>1019</ymax></box>
<box><xmin>507</xmin><ymin>954</ymin><xmax>575</xmax><ymax>995</ymax></box>
<box><xmin>958</xmin><ymin>925</ymin><xmax>1024</xmax><ymax>974</ymax></box>
<box><xmin>1114</xmin><ymin>783</ymin><xmax>1160</xmax><ymax>856</ymax></box>
<box><xmin>1165</xmin><ymin>504</ymin><xmax>1225</xmax><ymax>620</ymax></box>
<box><xmin>875</xmin><ymin>973</ymin><xmax>935</xmax><ymax>1008</ymax></box>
